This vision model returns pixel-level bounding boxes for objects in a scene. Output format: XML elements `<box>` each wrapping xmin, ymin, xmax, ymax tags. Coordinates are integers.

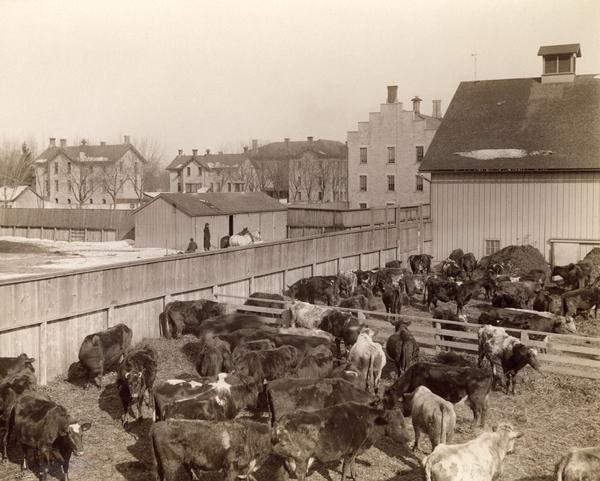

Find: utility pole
<box><xmin>471</xmin><ymin>53</ymin><xmax>478</xmax><ymax>81</ymax></box>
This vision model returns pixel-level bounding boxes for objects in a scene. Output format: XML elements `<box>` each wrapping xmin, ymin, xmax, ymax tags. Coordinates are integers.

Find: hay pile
<box><xmin>582</xmin><ymin>247</ymin><xmax>600</xmax><ymax>285</ymax></box>
<box><xmin>478</xmin><ymin>245</ymin><xmax>549</xmax><ymax>277</ymax></box>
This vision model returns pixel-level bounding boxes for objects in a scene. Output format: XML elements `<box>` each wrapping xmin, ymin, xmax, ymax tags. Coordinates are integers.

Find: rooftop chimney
<box><xmin>411</xmin><ymin>96</ymin><xmax>422</xmax><ymax>115</ymax></box>
<box><xmin>123</xmin><ymin>135</ymin><xmax>130</xmax><ymax>144</ymax></box>
<box><xmin>80</xmin><ymin>139</ymin><xmax>87</xmax><ymax>146</ymax></box>
<box><xmin>59</xmin><ymin>138</ymin><xmax>67</xmax><ymax>147</ymax></box>
<box><xmin>178</xmin><ymin>149</ymin><xmax>183</xmax><ymax>156</ymax></box>
<box><xmin>252</xmin><ymin>139</ymin><xmax>258</xmax><ymax>151</ymax></box>
<box><xmin>307</xmin><ymin>136</ymin><xmax>313</xmax><ymax>143</ymax></box>
<box><xmin>205</xmin><ymin>149</ymin><xmax>211</xmax><ymax>155</ymax></box>
<box><xmin>192</xmin><ymin>149</ymin><xmax>198</xmax><ymax>157</ymax></box>
<box><xmin>387</xmin><ymin>85</ymin><xmax>398</xmax><ymax>104</ymax></box>
<box><xmin>49</xmin><ymin>138</ymin><xmax>56</xmax><ymax>147</ymax></box>
<box><xmin>432</xmin><ymin>99</ymin><xmax>442</xmax><ymax>119</ymax></box>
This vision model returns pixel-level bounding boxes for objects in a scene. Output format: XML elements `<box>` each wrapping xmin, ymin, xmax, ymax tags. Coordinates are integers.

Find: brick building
<box><xmin>347</xmin><ymin>86</ymin><xmax>441</xmax><ymax>208</ymax></box>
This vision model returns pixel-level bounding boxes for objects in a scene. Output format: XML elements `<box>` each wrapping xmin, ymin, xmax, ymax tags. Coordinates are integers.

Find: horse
<box><xmin>222</xmin><ymin>228</ymin><xmax>262</xmax><ymax>247</ymax></box>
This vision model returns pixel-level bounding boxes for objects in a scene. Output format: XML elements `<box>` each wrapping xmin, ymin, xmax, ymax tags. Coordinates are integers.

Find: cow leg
<box><xmin>137</xmin><ymin>391</ymin><xmax>145</xmax><ymax>421</ymax></box>
<box><xmin>412</xmin><ymin>424</ymin><xmax>421</xmax><ymax>452</ymax></box>
<box><xmin>341</xmin><ymin>456</ymin><xmax>354</xmax><ymax>481</ymax></box>
<box><xmin>294</xmin><ymin>460</ymin><xmax>308</xmax><ymax>481</ymax></box>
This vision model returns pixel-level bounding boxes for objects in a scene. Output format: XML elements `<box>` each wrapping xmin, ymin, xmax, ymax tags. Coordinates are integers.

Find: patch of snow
<box><xmin>454</xmin><ymin>149</ymin><xmax>553</xmax><ymax>160</ymax></box>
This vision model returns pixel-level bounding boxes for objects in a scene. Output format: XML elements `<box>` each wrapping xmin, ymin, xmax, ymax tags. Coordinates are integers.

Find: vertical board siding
<box><xmin>432</xmin><ymin>172</ymin><xmax>600</xmax><ymax>261</ymax></box>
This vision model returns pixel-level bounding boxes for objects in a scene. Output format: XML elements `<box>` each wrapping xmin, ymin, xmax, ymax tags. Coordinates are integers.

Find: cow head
<box><xmin>558</xmin><ymin>317</ymin><xmax>577</xmax><ymax>334</ymax></box>
<box><xmin>61</xmin><ymin>421</ymin><xmax>92</xmax><ymax>456</ymax></box>
<box><xmin>375</xmin><ymin>410</ymin><xmax>411</xmax><ymax>446</ymax></box>
<box><xmin>513</xmin><ymin>344</ymin><xmax>540</xmax><ymax>371</ymax></box>
<box><xmin>493</xmin><ymin>423</ymin><xmax>522</xmax><ymax>455</ymax></box>
<box><xmin>123</xmin><ymin>370</ymin><xmax>145</xmax><ymax>398</ymax></box>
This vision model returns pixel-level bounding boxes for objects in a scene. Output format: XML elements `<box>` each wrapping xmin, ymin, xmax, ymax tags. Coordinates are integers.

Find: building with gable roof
<box><xmin>0</xmin><ymin>185</ymin><xmax>43</xmax><ymax>208</ymax></box>
<box><xmin>420</xmin><ymin>43</ymin><xmax>600</xmax><ymax>264</ymax></box>
<box><xmin>34</xmin><ymin>136</ymin><xmax>146</xmax><ymax>208</ymax></box>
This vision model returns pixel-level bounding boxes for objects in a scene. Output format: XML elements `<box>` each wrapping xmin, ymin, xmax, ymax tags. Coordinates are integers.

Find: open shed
<box><xmin>134</xmin><ymin>192</ymin><xmax>287</xmax><ymax>250</ymax></box>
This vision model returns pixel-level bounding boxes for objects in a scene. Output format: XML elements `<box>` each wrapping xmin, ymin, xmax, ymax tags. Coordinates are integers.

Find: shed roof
<box><xmin>36</xmin><ymin>143</ymin><xmax>145</xmax><ymax>164</ymax></box>
<box><xmin>0</xmin><ymin>185</ymin><xmax>40</xmax><ymax>202</ymax></box>
<box><xmin>252</xmin><ymin>139</ymin><xmax>347</xmax><ymax>161</ymax></box>
<box><xmin>166</xmin><ymin>153</ymin><xmax>247</xmax><ymax>171</ymax></box>
<box><xmin>139</xmin><ymin>192</ymin><xmax>287</xmax><ymax>217</ymax></box>
<box><xmin>537</xmin><ymin>44</ymin><xmax>581</xmax><ymax>57</ymax></box>
<box><xmin>419</xmin><ymin>74</ymin><xmax>600</xmax><ymax>172</ymax></box>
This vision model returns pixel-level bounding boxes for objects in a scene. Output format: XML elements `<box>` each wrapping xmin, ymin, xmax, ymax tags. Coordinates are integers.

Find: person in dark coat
<box><xmin>186</xmin><ymin>238</ymin><xmax>198</xmax><ymax>253</ymax></box>
<box><xmin>204</xmin><ymin>223</ymin><xmax>211</xmax><ymax>251</ymax></box>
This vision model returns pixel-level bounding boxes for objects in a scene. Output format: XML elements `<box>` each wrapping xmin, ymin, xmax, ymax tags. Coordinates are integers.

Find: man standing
<box><xmin>204</xmin><ymin>223</ymin><xmax>211</xmax><ymax>251</ymax></box>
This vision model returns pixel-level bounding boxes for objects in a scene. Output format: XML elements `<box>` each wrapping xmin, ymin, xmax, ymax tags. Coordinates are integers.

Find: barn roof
<box><xmin>420</xmin><ymin>74</ymin><xmax>600</xmax><ymax>172</ymax></box>
<box><xmin>252</xmin><ymin>139</ymin><xmax>347</xmax><ymax>161</ymax></box>
<box><xmin>138</xmin><ymin>192</ymin><xmax>287</xmax><ymax>217</ymax></box>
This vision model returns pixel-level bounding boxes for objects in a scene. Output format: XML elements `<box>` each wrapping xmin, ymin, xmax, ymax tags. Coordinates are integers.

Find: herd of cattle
<box><xmin>0</xmin><ymin>248</ymin><xmax>599</xmax><ymax>481</ymax></box>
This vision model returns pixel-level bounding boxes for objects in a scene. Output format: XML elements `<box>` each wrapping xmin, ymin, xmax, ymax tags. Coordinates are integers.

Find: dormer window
<box><xmin>544</xmin><ymin>54</ymin><xmax>573</xmax><ymax>74</ymax></box>
<box><xmin>538</xmin><ymin>43</ymin><xmax>580</xmax><ymax>84</ymax></box>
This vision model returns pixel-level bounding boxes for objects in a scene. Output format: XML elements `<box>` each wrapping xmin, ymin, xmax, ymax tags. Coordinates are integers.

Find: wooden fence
<box><xmin>0</xmin><ymin>220</ymin><xmax>427</xmax><ymax>384</ymax></box>
<box><xmin>215</xmin><ymin>293</ymin><xmax>600</xmax><ymax>380</ymax></box>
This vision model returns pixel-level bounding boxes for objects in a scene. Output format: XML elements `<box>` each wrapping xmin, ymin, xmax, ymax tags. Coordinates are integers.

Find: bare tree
<box><xmin>239</xmin><ymin>160</ymin><xmax>258</xmax><ymax>192</ymax></box>
<box><xmin>133</xmin><ymin>137</ymin><xmax>168</xmax><ymax>193</ymax></box>
<box><xmin>265</xmin><ymin>160</ymin><xmax>288</xmax><ymax>199</ymax></box>
<box><xmin>315</xmin><ymin>159</ymin><xmax>332</xmax><ymax>202</ymax></box>
<box><xmin>64</xmin><ymin>163</ymin><xmax>101</xmax><ymax>207</ymax></box>
<box><xmin>0</xmin><ymin>140</ymin><xmax>38</xmax><ymax>207</ymax></box>
<box><xmin>289</xmin><ymin>159</ymin><xmax>303</xmax><ymax>202</ymax></box>
<box><xmin>99</xmin><ymin>163</ymin><xmax>129</xmax><ymax>207</ymax></box>
<box><xmin>330</xmin><ymin>159</ymin><xmax>347</xmax><ymax>201</ymax></box>
<box><xmin>299</xmin><ymin>159</ymin><xmax>318</xmax><ymax>202</ymax></box>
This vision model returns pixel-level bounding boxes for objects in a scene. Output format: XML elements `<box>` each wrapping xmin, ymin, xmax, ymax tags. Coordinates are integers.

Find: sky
<box><xmin>0</xmin><ymin>0</ymin><xmax>599</xmax><ymax>162</ymax></box>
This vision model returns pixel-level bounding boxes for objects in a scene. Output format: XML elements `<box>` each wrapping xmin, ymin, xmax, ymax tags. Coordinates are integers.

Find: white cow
<box><xmin>288</xmin><ymin>300</ymin><xmax>333</xmax><ymax>329</ymax></box>
<box><xmin>347</xmin><ymin>330</ymin><xmax>386</xmax><ymax>393</ymax></box>
<box><xmin>555</xmin><ymin>446</ymin><xmax>600</xmax><ymax>481</ymax></box>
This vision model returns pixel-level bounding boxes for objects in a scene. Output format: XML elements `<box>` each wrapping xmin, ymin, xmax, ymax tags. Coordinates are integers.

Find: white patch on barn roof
<box><xmin>454</xmin><ymin>149</ymin><xmax>553</xmax><ymax>160</ymax></box>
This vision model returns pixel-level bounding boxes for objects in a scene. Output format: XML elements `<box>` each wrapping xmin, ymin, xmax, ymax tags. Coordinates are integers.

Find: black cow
<box><xmin>385</xmin><ymin>260</ymin><xmax>403</xmax><ymax>268</ymax></box>
<box><xmin>0</xmin><ymin>354</ymin><xmax>36</xmax><ymax>384</ymax></box>
<box><xmin>294</xmin><ymin>345</ymin><xmax>335</xmax><ymax>379</ymax></box>
<box><xmin>442</xmin><ymin>259</ymin><xmax>466</xmax><ymax>279</ymax></box>
<box><xmin>448</xmin><ymin>248</ymin><xmax>464</xmax><ymax>264</ymax></box>
<box><xmin>116</xmin><ymin>345</ymin><xmax>157</xmax><ymax>425</ymax></box>
<box><xmin>432</xmin><ymin>307</ymin><xmax>469</xmax><ymax>345</ymax></box>
<box><xmin>455</xmin><ymin>278</ymin><xmax>489</xmax><ymax>314</ymax></box>
<box><xmin>460</xmin><ymin>253</ymin><xmax>477</xmax><ymax>280</ymax></box>
<box><xmin>284</xmin><ymin>276</ymin><xmax>340</xmax><ymax>306</ymax></box>
<box><xmin>492</xmin><ymin>293</ymin><xmax>524</xmax><ymax>309</ymax></box>
<box><xmin>383</xmin><ymin>285</ymin><xmax>407</xmax><ymax>314</ymax></box>
<box><xmin>383</xmin><ymin>362</ymin><xmax>493</xmax><ymax>428</ymax></box>
<box><xmin>151</xmin><ymin>418</ymin><xmax>272</xmax><ymax>481</ymax></box>
<box><xmin>217</xmin><ymin>327</ymin><xmax>332</xmax><ymax>355</ymax></box>
<box><xmin>401</xmin><ymin>272</ymin><xmax>426</xmax><ymax>303</ymax></box>
<box><xmin>408</xmin><ymin>254</ymin><xmax>433</xmax><ymax>275</ymax></box>
<box><xmin>0</xmin><ymin>385</ymin><xmax>17</xmax><ymax>462</ymax></box>
<box><xmin>232</xmin><ymin>345</ymin><xmax>298</xmax><ymax>383</ymax></box>
<box><xmin>153</xmin><ymin>374</ymin><xmax>262</xmax><ymax>421</ymax></box>
<box><xmin>193</xmin><ymin>337</ymin><xmax>233</xmax><ymax>377</ymax></box>
<box><xmin>319</xmin><ymin>311</ymin><xmax>362</xmax><ymax>355</ymax></box>
<box><xmin>12</xmin><ymin>391</ymin><xmax>91</xmax><ymax>481</ymax></box>
<box><xmin>266</xmin><ymin>377</ymin><xmax>376</xmax><ymax>422</ymax></box>
<box><xmin>478</xmin><ymin>307</ymin><xmax>577</xmax><ymax>334</ymax></box>
<box><xmin>386</xmin><ymin>323</ymin><xmax>419</xmax><ymax>376</ymax></box>
<box><xmin>425</xmin><ymin>278</ymin><xmax>459</xmax><ymax>311</ymax></box>
<box><xmin>78</xmin><ymin>323</ymin><xmax>132</xmax><ymax>388</ymax></box>
<box><xmin>195</xmin><ymin>314</ymin><xmax>278</xmax><ymax>339</ymax></box>
<box><xmin>532</xmin><ymin>291</ymin><xmax>553</xmax><ymax>312</ymax></box>
<box><xmin>338</xmin><ymin>294</ymin><xmax>369</xmax><ymax>311</ymax></box>
<box><xmin>370</xmin><ymin>268</ymin><xmax>403</xmax><ymax>296</ymax></box>
<box><xmin>272</xmin><ymin>402</ymin><xmax>410</xmax><ymax>481</ymax></box>
<box><xmin>552</xmin><ymin>263</ymin><xmax>587</xmax><ymax>290</ymax></box>
<box><xmin>562</xmin><ymin>287</ymin><xmax>600</xmax><ymax>319</ymax></box>
<box><xmin>159</xmin><ymin>299</ymin><xmax>230</xmax><ymax>338</ymax></box>
<box><xmin>239</xmin><ymin>292</ymin><xmax>286</xmax><ymax>318</ymax></box>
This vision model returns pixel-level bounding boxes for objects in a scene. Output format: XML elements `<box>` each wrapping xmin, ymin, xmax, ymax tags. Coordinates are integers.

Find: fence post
<box><xmin>378</xmin><ymin>249</ymin><xmax>383</xmax><ymax>268</ymax></box>
<box><xmin>38</xmin><ymin>321</ymin><xmax>47</xmax><ymax>385</ymax></box>
<box><xmin>40</xmin><ymin>226</ymin><xmax>44</xmax><ymax>238</ymax></box>
<box><xmin>84</xmin><ymin>228</ymin><xmax>88</xmax><ymax>242</ymax></box>
<box><xmin>249</xmin><ymin>276</ymin><xmax>255</xmax><ymax>295</ymax></box>
<box><xmin>26</xmin><ymin>226</ymin><xmax>30</xmax><ymax>238</ymax></box>
<box><xmin>106</xmin><ymin>306</ymin><xmax>114</xmax><ymax>328</ymax></box>
<box><xmin>212</xmin><ymin>285</ymin><xmax>219</xmax><ymax>300</ymax></box>
<box><xmin>520</xmin><ymin>330</ymin><xmax>529</xmax><ymax>344</ymax></box>
<box><xmin>53</xmin><ymin>227</ymin><xmax>57</xmax><ymax>240</ymax></box>
<box><xmin>434</xmin><ymin>321</ymin><xmax>442</xmax><ymax>352</ymax></box>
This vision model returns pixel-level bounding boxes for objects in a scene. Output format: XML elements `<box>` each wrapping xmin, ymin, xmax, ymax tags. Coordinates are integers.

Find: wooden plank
<box><xmin>542</xmin><ymin>364</ymin><xmax>600</xmax><ymax>379</ymax></box>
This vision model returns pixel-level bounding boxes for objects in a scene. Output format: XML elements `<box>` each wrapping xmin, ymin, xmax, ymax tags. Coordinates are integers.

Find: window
<box><xmin>228</xmin><ymin>183</ymin><xmax>232</xmax><ymax>192</ymax></box>
<box><xmin>90</xmin><ymin>199</ymin><xmax>93</xmax><ymax>204</ymax></box>
<box><xmin>558</xmin><ymin>54</ymin><xmax>571</xmax><ymax>72</ymax></box>
<box><xmin>186</xmin><ymin>166</ymin><xmax>191</xmax><ymax>176</ymax></box>
<box><xmin>387</xmin><ymin>146</ymin><xmax>395</xmax><ymax>164</ymax></box>
<box><xmin>416</xmin><ymin>146</ymin><xmax>424</xmax><ymax>162</ymax></box>
<box><xmin>387</xmin><ymin>175</ymin><xmax>395</xmax><ymax>192</ymax></box>
<box><xmin>67</xmin><ymin>180</ymin><xmax>72</xmax><ymax>191</ymax></box>
<box><xmin>359</xmin><ymin>147</ymin><xmax>367</xmax><ymax>164</ymax></box>
<box><xmin>177</xmin><ymin>183</ymin><xmax>182</xmax><ymax>192</ymax></box>
<box><xmin>318</xmin><ymin>191</ymin><xmax>323</xmax><ymax>201</ymax></box>
<box><xmin>55</xmin><ymin>198</ymin><xmax>58</xmax><ymax>203</ymax></box>
<box><xmin>54</xmin><ymin>163</ymin><xmax>58</xmax><ymax>174</ymax></box>
<box><xmin>234</xmin><ymin>183</ymin><xmax>241</xmax><ymax>192</ymax></box>
<box><xmin>359</xmin><ymin>203</ymin><xmax>368</xmax><ymax>209</ymax></box>
<box><xmin>198</xmin><ymin>166</ymin><xmax>202</xmax><ymax>176</ymax></box>
<box><xmin>102</xmin><ymin>199</ymin><xmax>106</xmax><ymax>204</ymax></box>
<box><xmin>54</xmin><ymin>180</ymin><xmax>59</xmax><ymax>192</ymax></box>
<box><xmin>67</xmin><ymin>198</ymin><xmax>71</xmax><ymax>204</ymax></box>
<box><xmin>210</xmin><ymin>182</ymin><xmax>214</xmax><ymax>191</ymax></box>
<box><xmin>544</xmin><ymin>54</ymin><xmax>572</xmax><ymax>74</ymax></box>
<box><xmin>359</xmin><ymin>175</ymin><xmax>367</xmax><ymax>192</ymax></box>
<box><xmin>67</xmin><ymin>162</ymin><xmax>71</xmax><ymax>173</ymax></box>
<box><xmin>485</xmin><ymin>239</ymin><xmax>500</xmax><ymax>256</ymax></box>
<box><xmin>297</xmin><ymin>192</ymin><xmax>302</xmax><ymax>201</ymax></box>
<box><xmin>416</xmin><ymin>175</ymin><xmax>424</xmax><ymax>191</ymax></box>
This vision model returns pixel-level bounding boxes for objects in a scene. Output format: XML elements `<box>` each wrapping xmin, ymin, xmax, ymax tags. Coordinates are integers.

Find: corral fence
<box><xmin>0</xmin><ymin>219</ymin><xmax>429</xmax><ymax>385</ymax></box>
<box><xmin>215</xmin><ymin>293</ymin><xmax>600</xmax><ymax>380</ymax></box>
<box><xmin>0</xmin><ymin>208</ymin><xmax>135</xmax><ymax>242</ymax></box>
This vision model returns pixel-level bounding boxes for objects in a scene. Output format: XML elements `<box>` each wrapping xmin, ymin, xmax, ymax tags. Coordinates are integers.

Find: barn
<box><xmin>420</xmin><ymin>43</ymin><xmax>600</xmax><ymax>265</ymax></box>
<box><xmin>134</xmin><ymin>191</ymin><xmax>287</xmax><ymax>250</ymax></box>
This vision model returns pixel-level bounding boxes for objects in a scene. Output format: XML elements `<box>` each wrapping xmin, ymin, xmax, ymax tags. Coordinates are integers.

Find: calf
<box><xmin>552</xmin><ymin>263</ymin><xmax>586</xmax><ymax>290</ymax></box>
<box><xmin>561</xmin><ymin>287</ymin><xmax>600</xmax><ymax>320</ymax></box>
<box><xmin>386</xmin><ymin>324</ymin><xmax>419</xmax><ymax>376</ymax></box>
<box><xmin>348</xmin><ymin>331</ymin><xmax>386</xmax><ymax>393</ymax></box>
<box><xmin>460</xmin><ymin>253</ymin><xmax>477</xmax><ymax>280</ymax></box>
<box><xmin>284</xmin><ymin>276</ymin><xmax>340</xmax><ymax>306</ymax></box>
<box><xmin>422</xmin><ymin>423</ymin><xmax>522</xmax><ymax>481</ymax></box>
<box><xmin>78</xmin><ymin>323</ymin><xmax>133</xmax><ymax>388</ymax></box>
<box><xmin>448</xmin><ymin>248</ymin><xmax>464</xmax><ymax>264</ymax></box>
<box><xmin>194</xmin><ymin>337</ymin><xmax>232</xmax><ymax>377</ymax></box>
<box><xmin>492</xmin><ymin>293</ymin><xmax>524</xmax><ymax>309</ymax></box>
<box><xmin>232</xmin><ymin>345</ymin><xmax>299</xmax><ymax>383</ymax></box>
<box><xmin>159</xmin><ymin>299</ymin><xmax>230</xmax><ymax>338</ymax></box>
<box><xmin>337</xmin><ymin>271</ymin><xmax>358</xmax><ymax>298</ymax></box>
<box><xmin>555</xmin><ymin>446</ymin><xmax>600</xmax><ymax>481</ymax></box>
<box><xmin>408</xmin><ymin>254</ymin><xmax>433</xmax><ymax>274</ymax></box>
<box><xmin>432</xmin><ymin>307</ymin><xmax>469</xmax><ymax>345</ymax></box>
<box><xmin>151</xmin><ymin>418</ymin><xmax>272</xmax><ymax>481</ymax></box>
<box><xmin>383</xmin><ymin>285</ymin><xmax>407</xmax><ymax>314</ymax></box>
<box><xmin>338</xmin><ymin>294</ymin><xmax>369</xmax><ymax>312</ymax></box>
<box><xmin>383</xmin><ymin>362</ymin><xmax>492</xmax><ymax>429</ymax></box>
<box><xmin>0</xmin><ymin>385</ymin><xmax>16</xmax><ymax>462</ymax></box>
<box><xmin>455</xmin><ymin>278</ymin><xmax>489</xmax><ymax>314</ymax></box>
<box><xmin>402</xmin><ymin>385</ymin><xmax>456</xmax><ymax>452</ymax></box>
<box><xmin>319</xmin><ymin>311</ymin><xmax>362</xmax><ymax>355</ymax></box>
<box><xmin>218</xmin><ymin>328</ymin><xmax>332</xmax><ymax>355</ymax></box>
<box><xmin>272</xmin><ymin>402</ymin><xmax>410</xmax><ymax>481</ymax></box>
<box><xmin>425</xmin><ymin>278</ymin><xmax>459</xmax><ymax>311</ymax></box>
<box><xmin>532</xmin><ymin>290</ymin><xmax>552</xmax><ymax>312</ymax></box>
<box><xmin>266</xmin><ymin>377</ymin><xmax>375</xmax><ymax>422</ymax></box>
<box><xmin>288</xmin><ymin>300</ymin><xmax>332</xmax><ymax>329</ymax></box>
<box><xmin>477</xmin><ymin>325</ymin><xmax>540</xmax><ymax>394</ymax></box>
<box><xmin>117</xmin><ymin>345</ymin><xmax>158</xmax><ymax>424</ymax></box>
<box><xmin>12</xmin><ymin>391</ymin><xmax>91</xmax><ymax>481</ymax></box>
<box><xmin>386</xmin><ymin>260</ymin><xmax>403</xmax><ymax>268</ymax></box>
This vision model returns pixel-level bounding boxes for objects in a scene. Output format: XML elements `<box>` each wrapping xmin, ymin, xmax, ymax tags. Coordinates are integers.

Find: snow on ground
<box><xmin>0</xmin><ymin>236</ymin><xmax>178</xmax><ymax>281</ymax></box>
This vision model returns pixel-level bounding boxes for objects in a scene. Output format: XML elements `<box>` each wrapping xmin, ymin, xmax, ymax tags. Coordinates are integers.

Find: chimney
<box><xmin>205</xmin><ymin>149</ymin><xmax>211</xmax><ymax>155</ymax></box>
<box><xmin>178</xmin><ymin>149</ymin><xmax>183</xmax><ymax>156</ymax></box>
<box><xmin>192</xmin><ymin>149</ymin><xmax>198</xmax><ymax>157</ymax></box>
<box><xmin>252</xmin><ymin>139</ymin><xmax>258</xmax><ymax>151</ymax></box>
<box><xmin>307</xmin><ymin>136</ymin><xmax>313</xmax><ymax>143</ymax></box>
<box><xmin>123</xmin><ymin>135</ymin><xmax>130</xmax><ymax>144</ymax></box>
<box><xmin>100</xmin><ymin>141</ymin><xmax>106</xmax><ymax>146</ymax></box>
<box><xmin>49</xmin><ymin>138</ymin><xmax>56</xmax><ymax>147</ymax></box>
<box><xmin>387</xmin><ymin>85</ymin><xmax>398</xmax><ymax>104</ymax></box>
<box><xmin>284</xmin><ymin>138</ymin><xmax>290</xmax><ymax>146</ymax></box>
<box><xmin>243</xmin><ymin>146</ymin><xmax>248</xmax><ymax>153</ymax></box>
<box><xmin>80</xmin><ymin>139</ymin><xmax>87</xmax><ymax>146</ymax></box>
<box><xmin>411</xmin><ymin>96</ymin><xmax>422</xmax><ymax>115</ymax></box>
<box><xmin>432</xmin><ymin>99</ymin><xmax>442</xmax><ymax>119</ymax></box>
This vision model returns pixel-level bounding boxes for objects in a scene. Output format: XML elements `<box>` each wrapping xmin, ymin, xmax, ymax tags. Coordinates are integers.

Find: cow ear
<box><xmin>512</xmin><ymin>431</ymin><xmax>523</xmax><ymax>439</ymax></box>
<box><xmin>81</xmin><ymin>422</ymin><xmax>92</xmax><ymax>432</ymax></box>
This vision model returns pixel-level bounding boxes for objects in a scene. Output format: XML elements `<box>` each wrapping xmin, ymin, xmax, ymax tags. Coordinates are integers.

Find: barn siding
<box><xmin>431</xmin><ymin>171</ymin><xmax>600</xmax><ymax>261</ymax></box>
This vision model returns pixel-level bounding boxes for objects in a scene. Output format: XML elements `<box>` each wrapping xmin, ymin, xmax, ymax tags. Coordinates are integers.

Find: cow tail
<box><xmin>439</xmin><ymin>405</ymin><xmax>447</xmax><ymax>445</ymax></box>
<box><xmin>367</xmin><ymin>350</ymin><xmax>375</xmax><ymax>392</ymax></box>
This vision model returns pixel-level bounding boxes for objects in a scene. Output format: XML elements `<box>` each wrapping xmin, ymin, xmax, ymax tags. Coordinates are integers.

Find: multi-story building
<box><xmin>166</xmin><ymin>148</ymin><xmax>256</xmax><ymax>194</ymax></box>
<box><xmin>35</xmin><ymin>136</ymin><xmax>146</xmax><ymax>208</ymax></box>
<box><xmin>252</xmin><ymin>138</ymin><xmax>347</xmax><ymax>203</ymax></box>
<box><xmin>347</xmin><ymin>86</ymin><xmax>441</xmax><ymax>208</ymax></box>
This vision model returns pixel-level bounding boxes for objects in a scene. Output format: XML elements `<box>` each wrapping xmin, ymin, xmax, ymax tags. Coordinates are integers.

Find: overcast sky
<box><xmin>1</xmin><ymin>0</ymin><xmax>599</xmax><ymax>161</ymax></box>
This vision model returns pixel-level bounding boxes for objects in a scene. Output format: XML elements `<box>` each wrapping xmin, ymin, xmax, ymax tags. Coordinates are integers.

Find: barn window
<box><xmin>544</xmin><ymin>54</ymin><xmax>573</xmax><ymax>74</ymax></box>
<box><xmin>359</xmin><ymin>175</ymin><xmax>367</xmax><ymax>191</ymax></box>
<box><xmin>416</xmin><ymin>146</ymin><xmax>424</xmax><ymax>162</ymax></box>
<box><xmin>387</xmin><ymin>146</ymin><xmax>395</xmax><ymax>164</ymax></box>
<box><xmin>318</xmin><ymin>191</ymin><xmax>323</xmax><ymax>201</ymax></box>
<box><xmin>360</xmin><ymin>147</ymin><xmax>367</xmax><ymax>164</ymax></box>
<box><xmin>387</xmin><ymin>175</ymin><xmax>395</xmax><ymax>192</ymax></box>
<box><xmin>485</xmin><ymin>239</ymin><xmax>500</xmax><ymax>256</ymax></box>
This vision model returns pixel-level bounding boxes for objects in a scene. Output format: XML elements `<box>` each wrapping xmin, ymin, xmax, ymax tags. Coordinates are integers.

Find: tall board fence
<box><xmin>0</xmin><ymin>220</ymin><xmax>428</xmax><ymax>384</ymax></box>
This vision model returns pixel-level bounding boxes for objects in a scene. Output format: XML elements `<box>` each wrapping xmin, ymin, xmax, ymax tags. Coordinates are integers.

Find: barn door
<box><xmin>229</xmin><ymin>215</ymin><xmax>234</xmax><ymax>236</ymax></box>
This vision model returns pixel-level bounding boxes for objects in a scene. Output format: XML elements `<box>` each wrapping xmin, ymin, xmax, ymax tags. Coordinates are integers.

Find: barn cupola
<box><xmin>537</xmin><ymin>43</ymin><xmax>580</xmax><ymax>84</ymax></box>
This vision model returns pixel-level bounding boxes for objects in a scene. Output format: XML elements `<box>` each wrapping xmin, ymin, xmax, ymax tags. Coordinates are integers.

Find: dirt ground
<box><xmin>2</xmin><ymin>303</ymin><xmax>599</xmax><ymax>481</ymax></box>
